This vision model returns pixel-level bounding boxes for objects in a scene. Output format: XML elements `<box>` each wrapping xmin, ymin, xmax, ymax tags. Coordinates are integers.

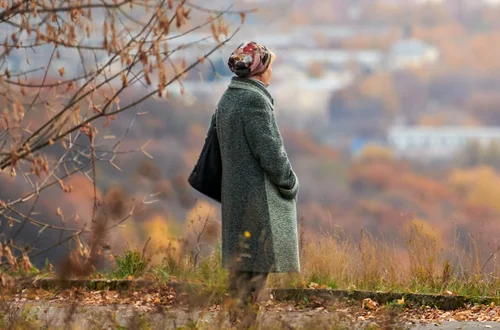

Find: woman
<box><xmin>215</xmin><ymin>41</ymin><xmax>300</xmax><ymax>314</ymax></box>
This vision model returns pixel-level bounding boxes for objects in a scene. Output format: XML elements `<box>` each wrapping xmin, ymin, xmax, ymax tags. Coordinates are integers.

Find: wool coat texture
<box><xmin>214</xmin><ymin>77</ymin><xmax>300</xmax><ymax>273</ymax></box>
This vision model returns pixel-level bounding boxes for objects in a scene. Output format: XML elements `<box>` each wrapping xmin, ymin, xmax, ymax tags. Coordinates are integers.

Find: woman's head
<box><xmin>228</xmin><ymin>41</ymin><xmax>276</xmax><ymax>86</ymax></box>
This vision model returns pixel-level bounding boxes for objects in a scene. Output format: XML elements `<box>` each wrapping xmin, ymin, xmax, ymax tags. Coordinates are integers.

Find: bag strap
<box><xmin>214</xmin><ymin>106</ymin><xmax>220</xmax><ymax>141</ymax></box>
<box><xmin>214</xmin><ymin>106</ymin><xmax>218</xmax><ymax>129</ymax></box>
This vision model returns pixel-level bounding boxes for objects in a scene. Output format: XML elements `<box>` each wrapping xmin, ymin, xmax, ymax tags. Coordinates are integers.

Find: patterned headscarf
<box><xmin>228</xmin><ymin>41</ymin><xmax>272</xmax><ymax>78</ymax></box>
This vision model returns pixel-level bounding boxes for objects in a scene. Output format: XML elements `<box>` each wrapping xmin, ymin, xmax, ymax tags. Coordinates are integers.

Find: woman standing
<box><xmin>215</xmin><ymin>41</ymin><xmax>300</xmax><ymax>319</ymax></box>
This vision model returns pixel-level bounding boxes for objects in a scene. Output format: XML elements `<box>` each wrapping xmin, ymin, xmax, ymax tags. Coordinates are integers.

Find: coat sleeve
<box><xmin>242</xmin><ymin>96</ymin><xmax>299</xmax><ymax>199</ymax></box>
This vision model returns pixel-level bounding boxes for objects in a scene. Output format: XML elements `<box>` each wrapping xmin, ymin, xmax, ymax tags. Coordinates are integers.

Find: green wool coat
<box><xmin>214</xmin><ymin>77</ymin><xmax>300</xmax><ymax>273</ymax></box>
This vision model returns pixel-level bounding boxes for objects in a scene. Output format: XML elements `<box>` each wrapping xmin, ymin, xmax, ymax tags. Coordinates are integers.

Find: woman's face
<box><xmin>260</xmin><ymin>52</ymin><xmax>275</xmax><ymax>86</ymax></box>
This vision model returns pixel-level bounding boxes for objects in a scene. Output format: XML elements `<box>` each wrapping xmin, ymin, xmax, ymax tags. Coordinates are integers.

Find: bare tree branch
<box><xmin>0</xmin><ymin>0</ymin><xmax>246</xmax><ymax>269</ymax></box>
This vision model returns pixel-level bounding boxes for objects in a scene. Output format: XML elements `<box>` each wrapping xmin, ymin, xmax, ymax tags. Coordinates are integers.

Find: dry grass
<box><xmin>268</xmin><ymin>224</ymin><xmax>500</xmax><ymax>297</ymax></box>
<box><xmin>94</xmin><ymin>217</ymin><xmax>500</xmax><ymax>299</ymax></box>
<box><xmin>2</xmin><ymin>214</ymin><xmax>499</xmax><ymax>329</ymax></box>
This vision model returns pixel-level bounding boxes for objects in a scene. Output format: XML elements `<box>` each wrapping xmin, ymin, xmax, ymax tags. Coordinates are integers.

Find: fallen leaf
<box><xmin>362</xmin><ymin>298</ymin><xmax>379</xmax><ymax>310</ymax></box>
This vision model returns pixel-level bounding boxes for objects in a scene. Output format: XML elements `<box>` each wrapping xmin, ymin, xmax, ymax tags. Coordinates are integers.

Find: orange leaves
<box><xmin>29</xmin><ymin>154</ymin><xmax>50</xmax><ymax>177</ymax></box>
<box><xmin>80</xmin><ymin>122</ymin><xmax>95</xmax><ymax>142</ymax></box>
<box><xmin>210</xmin><ymin>21</ymin><xmax>219</xmax><ymax>43</ymax></box>
<box><xmin>92</xmin><ymin>103</ymin><xmax>102</xmax><ymax>114</ymax></box>
<box><xmin>281</xmin><ymin>129</ymin><xmax>338</xmax><ymax>160</ymax></box>
<box><xmin>9</xmin><ymin>146</ymin><xmax>19</xmax><ymax>168</ymax></box>
<box><xmin>3</xmin><ymin>245</ymin><xmax>18</xmax><ymax>271</ymax></box>
<box><xmin>58</xmin><ymin>178</ymin><xmax>73</xmax><ymax>193</ymax></box>
<box><xmin>349</xmin><ymin>162</ymin><xmax>395</xmax><ymax>192</ymax></box>
<box><xmin>349</xmin><ymin>146</ymin><xmax>396</xmax><ymax>191</ymax></box>
<box><xmin>307</xmin><ymin>282</ymin><xmax>329</xmax><ymax>289</ymax></box>
<box><xmin>158</xmin><ymin>16</ymin><xmax>171</xmax><ymax>35</ymax></box>
<box><xmin>210</xmin><ymin>18</ymin><xmax>229</xmax><ymax>44</ymax></box>
<box><xmin>357</xmin><ymin>145</ymin><xmax>394</xmax><ymax>163</ymax></box>
<box><xmin>70</xmin><ymin>8</ymin><xmax>80</xmax><ymax>23</ymax></box>
<box><xmin>58</xmin><ymin>67</ymin><xmax>65</xmax><ymax>77</ymax></box>
<box><xmin>174</xmin><ymin>4</ymin><xmax>190</xmax><ymax>29</ymax></box>
<box><xmin>362</xmin><ymin>298</ymin><xmax>379</xmax><ymax>310</ymax></box>
<box><xmin>144</xmin><ymin>216</ymin><xmax>177</xmax><ymax>251</ymax></box>
<box><xmin>449</xmin><ymin>166</ymin><xmax>500</xmax><ymax>212</ymax></box>
<box><xmin>103</xmin><ymin>21</ymin><xmax>109</xmax><ymax>49</ymax></box>
<box><xmin>143</xmin><ymin>67</ymin><xmax>152</xmax><ymax>86</ymax></box>
<box><xmin>21</xmin><ymin>251</ymin><xmax>33</xmax><ymax>274</ymax></box>
<box><xmin>12</xmin><ymin>100</ymin><xmax>24</xmax><ymax>122</ymax></box>
<box><xmin>121</xmin><ymin>72</ymin><xmax>128</xmax><ymax>87</ymax></box>
<box><xmin>391</xmin><ymin>172</ymin><xmax>454</xmax><ymax>202</ymax></box>
<box><xmin>44</xmin><ymin>22</ymin><xmax>57</xmax><ymax>40</ymax></box>
<box><xmin>139</xmin><ymin>51</ymin><xmax>148</xmax><ymax>65</ymax></box>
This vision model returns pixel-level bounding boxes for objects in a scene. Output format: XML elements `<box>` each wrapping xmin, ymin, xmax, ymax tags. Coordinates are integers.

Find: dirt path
<box><xmin>2</xmin><ymin>286</ymin><xmax>500</xmax><ymax>329</ymax></box>
<box><xmin>3</xmin><ymin>301</ymin><xmax>500</xmax><ymax>329</ymax></box>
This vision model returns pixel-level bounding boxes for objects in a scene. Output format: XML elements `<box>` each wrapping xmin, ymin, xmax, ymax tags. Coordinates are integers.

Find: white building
<box><xmin>388</xmin><ymin>126</ymin><xmax>500</xmax><ymax>159</ymax></box>
<box><xmin>387</xmin><ymin>38</ymin><xmax>440</xmax><ymax>70</ymax></box>
<box><xmin>285</xmin><ymin>49</ymin><xmax>384</xmax><ymax>72</ymax></box>
<box><xmin>272</xmin><ymin>67</ymin><xmax>354</xmax><ymax>121</ymax></box>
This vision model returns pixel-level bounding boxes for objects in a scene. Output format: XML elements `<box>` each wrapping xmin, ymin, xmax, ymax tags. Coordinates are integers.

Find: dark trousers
<box><xmin>228</xmin><ymin>270</ymin><xmax>268</xmax><ymax>325</ymax></box>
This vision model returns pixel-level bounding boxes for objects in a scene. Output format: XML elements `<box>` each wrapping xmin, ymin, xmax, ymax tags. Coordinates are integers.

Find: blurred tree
<box><xmin>449</xmin><ymin>166</ymin><xmax>500</xmax><ymax>212</ymax></box>
<box><xmin>457</xmin><ymin>141</ymin><xmax>483</xmax><ymax>168</ymax></box>
<box><xmin>393</xmin><ymin>71</ymin><xmax>428</xmax><ymax>118</ymax></box>
<box><xmin>483</xmin><ymin>141</ymin><xmax>500</xmax><ymax>169</ymax></box>
<box><xmin>464</xmin><ymin>91</ymin><xmax>500</xmax><ymax>125</ymax></box>
<box><xmin>359</xmin><ymin>72</ymin><xmax>399</xmax><ymax>113</ymax></box>
<box><xmin>428</xmin><ymin>72</ymin><xmax>474</xmax><ymax>106</ymax></box>
<box><xmin>0</xmin><ymin>0</ymin><xmax>247</xmax><ymax>268</ymax></box>
<box><xmin>357</xmin><ymin>144</ymin><xmax>394</xmax><ymax>163</ymax></box>
<box><xmin>328</xmin><ymin>85</ymin><xmax>388</xmax><ymax>139</ymax></box>
<box><xmin>417</xmin><ymin>113</ymin><xmax>446</xmax><ymax>127</ymax></box>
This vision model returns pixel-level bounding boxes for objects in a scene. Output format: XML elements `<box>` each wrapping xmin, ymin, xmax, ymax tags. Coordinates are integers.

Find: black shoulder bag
<box><xmin>187</xmin><ymin>111</ymin><xmax>222</xmax><ymax>203</ymax></box>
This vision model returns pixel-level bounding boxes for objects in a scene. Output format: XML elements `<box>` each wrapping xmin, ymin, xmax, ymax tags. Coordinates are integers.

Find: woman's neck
<box><xmin>249</xmin><ymin>77</ymin><xmax>268</xmax><ymax>88</ymax></box>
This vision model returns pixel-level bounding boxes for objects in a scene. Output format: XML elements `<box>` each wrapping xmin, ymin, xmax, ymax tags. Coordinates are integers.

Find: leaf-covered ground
<box><xmin>2</xmin><ymin>286</ymin><xmax>500</xmax><ymax>329</ymax></box>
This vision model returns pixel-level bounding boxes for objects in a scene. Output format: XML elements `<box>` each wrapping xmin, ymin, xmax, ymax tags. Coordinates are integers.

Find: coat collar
<box><xmin>228</xmin><ymin>77</ymin><xmax>274</xmax><ymax>106</ymax></box>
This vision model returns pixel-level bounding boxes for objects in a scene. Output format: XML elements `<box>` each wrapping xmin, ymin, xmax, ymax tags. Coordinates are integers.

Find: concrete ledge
<box><xmin>20</xmin><ymin>278</ymin><xmax>201</xmax><ymax>292</ymax></box>
<box><xmin>266</xmin><ymin>288</ymin><xmax>498</xmax><ymax>311</ymax></box>
<box><xmin>13</xmin><ymin>278</ymin><xmax>499</xmax><ymax>311</ymax></box>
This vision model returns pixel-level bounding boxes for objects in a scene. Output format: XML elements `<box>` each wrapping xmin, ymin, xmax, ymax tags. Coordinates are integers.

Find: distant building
<box><xmin>387</xmin><ymin>126</ymin><xmax>500</xmax><ymax>158</ymax></box>
<box><xmin>293</xmin><ymin>25</ymin><xmax>389</xmax><ymax>43</ymax></box>
<box><xmin>387</xmin><ymin>38</ymin><xmax>440</xmax><ymax>70</ymax></box>
<box><xmin>272</xmin><ymin>67</ymin><xmax>354</xmax><ymax>120</ymax></box>
<box><xmin>482</xmin><ymin>0</ymin><xmax>500</xmax><ymax>6</ymax></box>
<box><xmin>286</xmin><ymin>49</ymin><xmax>384</xmax><ymax>72</ymax></box>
